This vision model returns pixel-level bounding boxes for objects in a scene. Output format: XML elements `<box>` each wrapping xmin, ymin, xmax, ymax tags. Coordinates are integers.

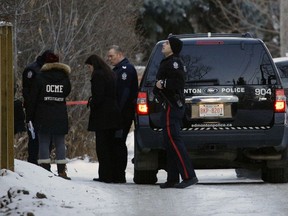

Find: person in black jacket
<box><xmin>22</xmin><ymin>50</ymin><xmax>54</xmax><ymax>165</ymax></box>
<box><xmin>154</xmin><ymin>36</ymin><xmax>198</xmax><ymax>189</ymax></box>
<box><xmin>85</xmin><ymin>54</ymin><xmax>122</xmax><ymax>183</ymax></box>
<box><xmin>14</xmin><ymin>98</ymin><xmax>26</xmax><ymax>134</ymax></box>
<box><xmin>25</xmin><ymin>52</ymin><xmax>71</xmax><ymax>180</ymax></box>
<box><xmin>107</xmin><ymin>45</ymin><xmax>138</xmax><ymax>183</ymax></box>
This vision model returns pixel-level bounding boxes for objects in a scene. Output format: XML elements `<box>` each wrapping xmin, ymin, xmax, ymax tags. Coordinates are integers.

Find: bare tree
<box><xmin>206</xmin><ymin>0</ymin><xmax>280</xmax><ymax>56</ymax></box>
<box><xmin>1</xmin><ymin>0</ymin><xmax>143</xmax><ymax>160</ymax></box>
<box><xmin>280</xmin><ymin>0</ymin><xmax>288</xmax><ymax>56</ymax></box>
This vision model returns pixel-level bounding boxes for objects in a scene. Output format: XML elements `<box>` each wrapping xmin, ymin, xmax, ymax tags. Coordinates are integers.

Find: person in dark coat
<box><xmin>154</xmin><ymin>36</ymin><xmax>198</xmax><ymax>188</ymax></box>
<box><xmin>107</xmin><ymin>45</ymin><xmax>138</xmax><ymax>183</ymax></box>
<box><xmin>85</xmin><ymin>54</ymin><xmax>122</xmax><ymax>183</ymax></box>
<box><xmin>25</xmin><ymin>52</ymin><xmax>71</xmax><ymax>180</ymax></box>
<box><xmin>14</xmin><ymin>98</ymin><xmax>26</xmax><ymax>134</ymax></box>
<box><xmin>22</xmin><ymin>50</ymin><xmax>54</xmax><ymax>165</ymax></box>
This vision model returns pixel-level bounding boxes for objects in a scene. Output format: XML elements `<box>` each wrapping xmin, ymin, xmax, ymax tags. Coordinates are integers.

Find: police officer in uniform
<box><xmin>22</xmin><ymin>50</ymin><xmax>53</xmax><ymax>165</ymax></box>
<box><xmin>154</xmin><ymin>36</ymin><xmax>198</xmax><ymax>188</ymax></box>
<box><xmin>107</xmin><ymin>45</ymin><xmax>138</xmax><ymax>183</ymax></box>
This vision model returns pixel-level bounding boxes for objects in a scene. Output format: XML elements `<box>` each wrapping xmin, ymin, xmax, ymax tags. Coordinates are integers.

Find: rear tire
<box><xmin>262</xmin><ymin>147</ymin><xmax>288</xmax><ymax>183</ymax></box>
<box><xmin>261</xmin><ymin>167</ymin><xmax>288</xmax><ymax>183</ymax></box>
<box><xmin>133</xmin><ymin>169</ymin><xmax>158</xmax><ymax>184</ymax></box>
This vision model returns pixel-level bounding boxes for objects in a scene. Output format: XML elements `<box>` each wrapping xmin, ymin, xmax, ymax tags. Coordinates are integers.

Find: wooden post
<box><xmin>0</xmin><ymin>22</ymin><xmax>14</xmax><ymax>171</ymax></box>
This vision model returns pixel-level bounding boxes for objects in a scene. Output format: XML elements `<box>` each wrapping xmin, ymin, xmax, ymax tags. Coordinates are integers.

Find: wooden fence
<box><xmin>0</xmin><ymin>22</ymin><xmax>14</xmax><ymax>171</ymax></box>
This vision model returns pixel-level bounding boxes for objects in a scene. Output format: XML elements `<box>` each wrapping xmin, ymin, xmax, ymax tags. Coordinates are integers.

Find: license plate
<box><xmin>199</xmin><ymin>104</ymin><xmax>224</xmax><ymax>117</ymax></box>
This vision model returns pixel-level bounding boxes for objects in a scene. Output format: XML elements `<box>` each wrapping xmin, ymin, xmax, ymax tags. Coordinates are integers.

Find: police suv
<box><xmin>134</xmin><ymin>33</ymin><xmax>288</xmax><ymax>184</ymax></box>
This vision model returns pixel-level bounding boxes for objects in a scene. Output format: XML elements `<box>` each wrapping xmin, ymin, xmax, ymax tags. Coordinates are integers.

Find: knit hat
<box><xmin>44</xmin><ymin>52</ymin><xmax>59</xmax><ymax>63</ymax></box>
<box><xmin>41</xmin><ymin>50</ymin><xmax>54</xmax><ymax>59</ymax></box>
<box><xmin>168</xmin><ymin>37</ymin><xmax>183</xmax><ymax>55</ymax></box>
<box><xmin>36</xmin><ymin>50</ymin><xmax>54</xmax><ymax>66</ymax></box>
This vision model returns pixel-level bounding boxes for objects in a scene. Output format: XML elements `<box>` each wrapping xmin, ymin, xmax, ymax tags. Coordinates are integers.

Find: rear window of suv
<box><xmin>145</xmin><ymin>39</ymin><xmax>277</xmax><ymax>86</ymax></box>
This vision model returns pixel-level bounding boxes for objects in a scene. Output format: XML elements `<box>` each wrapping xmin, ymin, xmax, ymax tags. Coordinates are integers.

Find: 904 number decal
<box><xmin>255</xmin><ymin>88</ymin><xmax>272</xmax><ymax>96</ymax></box>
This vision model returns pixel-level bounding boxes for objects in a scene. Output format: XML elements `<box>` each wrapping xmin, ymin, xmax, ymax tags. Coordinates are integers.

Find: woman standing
<box><xmin>26</xmin><ymin>52</ymin><xmax>71</xmax><ymax>180</ymax></box>
<box><xmin>85</xmin><ymin>54</ymin><xmax>121</xmax><ymax>183</ymax></box>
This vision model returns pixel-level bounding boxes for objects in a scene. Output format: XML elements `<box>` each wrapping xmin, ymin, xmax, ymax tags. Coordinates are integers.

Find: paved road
<box><xmin>69</xmin><ymin>132</ymin><xmax>288</xmax><ymax>216</ymax></box>
<box><xmin>80</xmin><ymin>167</ymin><xmax>288</xmax><ymax>216</ymax></box>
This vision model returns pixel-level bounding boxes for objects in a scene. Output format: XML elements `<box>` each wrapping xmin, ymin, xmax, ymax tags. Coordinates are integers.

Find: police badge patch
<box><xmin>27</xmin><ymin>71</ymin><xmax>33</xmax><ymax>78</ymax></box>
<box><xmin>173</xmin><ymin>62</ymin><xmax>179</xmax><ymax>69</ymax></box>
<box><xmin>122</xmin><ymin>72</ymin><xmax>127</xmax><ymax>80</ymax></box>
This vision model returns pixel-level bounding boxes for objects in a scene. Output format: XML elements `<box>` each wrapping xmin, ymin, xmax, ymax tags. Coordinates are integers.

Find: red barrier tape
<box><xmin>66</xmin><ymin>101</ymin><xmax>88</xmax><ymax>106</ymax></box>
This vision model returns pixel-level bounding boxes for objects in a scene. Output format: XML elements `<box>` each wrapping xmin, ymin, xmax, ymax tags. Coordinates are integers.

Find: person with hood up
<box><xmin>154</xmin><ymin>36</ymin><xmax>198</xmax><ymax>188</ymax></box>
<box><xmin>25</xmin><ymin>52</ymin><xmax>72</xmax><ymax>180</ymax></box>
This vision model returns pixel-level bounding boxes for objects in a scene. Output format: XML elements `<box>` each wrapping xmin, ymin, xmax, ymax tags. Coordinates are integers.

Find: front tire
<box><xmin>133</xmin><ymin>169</ymin><xmax>158</xmax><ymax>184</ymax></box>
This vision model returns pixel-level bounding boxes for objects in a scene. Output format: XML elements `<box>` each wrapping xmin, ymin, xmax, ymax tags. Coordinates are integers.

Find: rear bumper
<box><xmin>135</xmin><ymin>124</ymin><xmax>287</xmax><ymax>151</ymax></box>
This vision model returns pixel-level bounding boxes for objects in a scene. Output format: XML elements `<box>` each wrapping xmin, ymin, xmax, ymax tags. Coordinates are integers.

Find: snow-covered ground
<box><xmin>1</xmin><ymin>132</ymin><xmax>288</xmax><ymax>216</ymax></box>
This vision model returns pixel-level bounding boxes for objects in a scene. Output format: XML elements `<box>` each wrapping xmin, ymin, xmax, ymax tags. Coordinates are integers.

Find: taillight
<box><xmin>275</xmin><ymin>89</ymin><xmax>286</xmax><ymax>113</ymax></box>
<box><xmin>136</xmin><ymin>92</ymin><xmax>148</xmax><ymax>115</ymax></box>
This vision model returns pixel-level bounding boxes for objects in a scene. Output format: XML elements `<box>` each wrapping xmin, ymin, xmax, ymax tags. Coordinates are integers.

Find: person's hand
<box><xmin>156</xmin><ymin>80</ymin><xmax>163</xmax><ymax>89</ymax></box>
<box><xmin>87</xmin><ymin>96</ymin><xmax>92</xmax><ymax>108</ymax></box>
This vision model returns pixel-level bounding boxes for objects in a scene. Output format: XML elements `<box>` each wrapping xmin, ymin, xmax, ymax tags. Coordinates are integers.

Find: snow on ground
<box><xmin>0</xmin><ymin>132</ymin><xmax>136</xmax><ymax>216</ymax></box>
<box><xmin>2</xmin><ymin>132</ymin><xmax>286</xmax><ymax>216</ymax></box>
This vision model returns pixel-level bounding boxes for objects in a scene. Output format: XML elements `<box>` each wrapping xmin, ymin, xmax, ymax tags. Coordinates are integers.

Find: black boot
<box><xmin>40</xmin><ymin>163</ymin><xmax>51</xmax><ymax>172</ymax></box>
<box><xmin>57</xmin><ymin>164</ymin><xmax>71</xmax><ymax>180</ymax></box>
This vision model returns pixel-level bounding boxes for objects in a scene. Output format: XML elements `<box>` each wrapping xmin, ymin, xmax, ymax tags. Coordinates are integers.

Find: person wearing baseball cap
<box><xmin>153</xmin><ymin>35</ymin><xmax>198</xmax><ymax>189</ymax></box>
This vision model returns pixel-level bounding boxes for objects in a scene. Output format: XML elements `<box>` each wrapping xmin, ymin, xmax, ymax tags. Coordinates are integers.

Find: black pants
<box><xmin>27</xmin><ymin>129</ymin><xmax>39</xmax><ymax>165</ymax></box>
<box><xmin>162</xmin><ymin>105</ymin><xmax>196</xmax><ymax>182</ymax></box>
<box><xmin>95</xmin><ymin>129</ymin><xmax>117</xmax><ymax>182</ymax></box>
<box><xmin>113</xmin><ymin>113</ymin><xmax>133</xmax><ymax>181</ymax></box>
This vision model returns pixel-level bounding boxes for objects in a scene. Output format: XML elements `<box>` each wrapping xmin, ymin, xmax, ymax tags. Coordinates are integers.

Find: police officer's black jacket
<box><xmin>25</xmin><ymin>62</ymin><xmax>71</xmax><ymax>134</ymax></box>
<box><xmin>113</xmin><ymin>58</ymin><xmax>138</xmax><ymax>124</ymax></box>
<box><xmin>153</xmin><ymin>54</ymin><xmax>185</xmax><ymax>108</ymax></box>
<box><xmin>22</xmin><ymin>57</ymin><xmax>44</xmax><ymax>108</ymax></box>
<box><xmin>88</xmin><ymin>69</ymin><xmax>121</xmax><ymax>131</ymax></box>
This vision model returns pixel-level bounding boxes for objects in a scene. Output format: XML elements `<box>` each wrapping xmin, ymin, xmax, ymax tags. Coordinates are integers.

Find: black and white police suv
<box><xmin>133</xmin><ymin>33</ymin><xmax>288</xmax><ymax>184</ymax></box>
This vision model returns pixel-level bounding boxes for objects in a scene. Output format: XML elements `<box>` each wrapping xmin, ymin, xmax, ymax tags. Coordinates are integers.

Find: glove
<box><xmin>87</xmin><ymin>96</ymin><xmax>92</xmax><ymax>108</ymax></box>
<box><xmin>28</xmin><ymin>121</ymin><xmax>35</xmax><ymax>139</ymax></box>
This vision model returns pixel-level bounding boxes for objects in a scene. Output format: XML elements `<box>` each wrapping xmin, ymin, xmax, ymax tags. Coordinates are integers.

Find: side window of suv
<box><xmin>145</xmin><ymin>44</ymin><xmax>163</xmax><ymax>86</ymax></box>
<box><xmin>277</xmin><ymin>64</ymin><xmax>288</xmax><ymax>88</ymax></box>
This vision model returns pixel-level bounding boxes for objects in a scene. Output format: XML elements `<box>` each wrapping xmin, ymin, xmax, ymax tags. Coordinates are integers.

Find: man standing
<box><xmin>154</xmin><ymin>36</ymin><xmax>198</xmax><ymax>189</ymax></box>
<box><xmin>107</xmin><ymin>45</ymin><xmax>138</xmax><ymax>183</ymax></box>
<box><xmin>22</xmin><ymin>50</ymin><xmax>53</xmax><ymax>165</ymax></box>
